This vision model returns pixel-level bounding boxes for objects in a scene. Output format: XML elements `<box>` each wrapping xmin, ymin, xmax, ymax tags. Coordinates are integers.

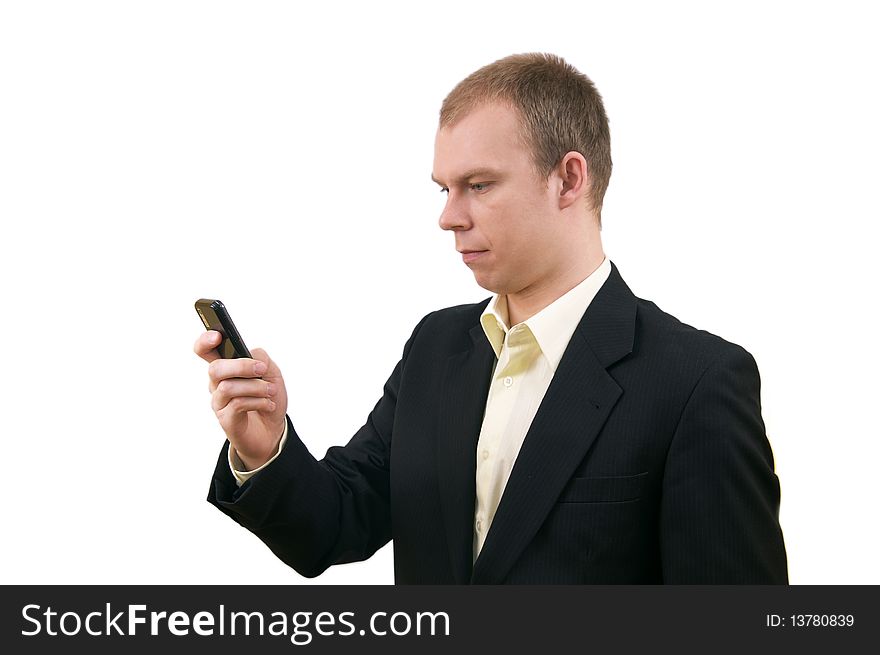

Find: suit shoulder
<box><xmin>633</xmin><ymin>297</ymin><xmax>756</xmax><ymax>370</ymax></box>
<box><xmin>420</xmin><ymin>298</ymin><xmax>490</xmax><ymax>330</ymax></box>
<box><xmin>404</xmin><ymin>298</ymin><xmax>490</xmax><ymax>352</ymax></box>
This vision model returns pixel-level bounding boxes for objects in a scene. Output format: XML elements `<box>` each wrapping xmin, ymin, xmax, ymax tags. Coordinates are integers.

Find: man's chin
<box><xmin>471</xmin><ymin>272</ymin><xmax>507</xmax><ymax>295</ymax></box>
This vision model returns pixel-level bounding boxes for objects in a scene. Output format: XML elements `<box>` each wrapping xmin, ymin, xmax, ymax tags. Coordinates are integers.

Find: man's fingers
<box><xmin>216</xmin><ymin>396</ymin><xmax>277</xmax><ymax>422</ymax></box>
<box><xmin>208</xmin><ymin>356</ymin><xmax>268</xmax><ymax>390</ymax></box>
<box><xmin>194</xmin><ymin>331</ymin><xmax>222</xmax><ymax>363</ymax></box>
<box><xmin>211</xmin><ymin>378</ymin><xmax>276</xmax><ymax>412</ymax></box>
<box><xmin>250</xmin><ymin>348</ymin><xmax>281</xmax><ymax>379</ymax></box>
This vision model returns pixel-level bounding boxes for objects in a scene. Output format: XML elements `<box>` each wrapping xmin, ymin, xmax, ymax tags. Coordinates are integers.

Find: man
<box><xmin>195</xmin><ymin>53</ymin><xmax>788</xmax><ymax>583</ymax></box>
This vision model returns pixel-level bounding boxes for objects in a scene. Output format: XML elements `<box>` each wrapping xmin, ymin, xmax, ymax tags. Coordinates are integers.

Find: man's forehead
<box><xmin>437</xmin><ymin>101</ymin><xmax>522</xmax><ymax>140</ymax></box>
<box><xmin>432</xmin><ymin>104</ymin><xmax>527</xmax><ymax>182</ymax></box>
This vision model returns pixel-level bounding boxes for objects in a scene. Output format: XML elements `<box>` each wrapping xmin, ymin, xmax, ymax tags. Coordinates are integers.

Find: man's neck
<box><xmin>505</xmin><ymin>252</ymin><xmax>606</xmax><ymax>327</ymax></box>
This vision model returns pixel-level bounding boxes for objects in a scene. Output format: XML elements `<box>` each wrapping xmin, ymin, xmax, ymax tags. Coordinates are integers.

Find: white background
<box><xmin>1</xmin><ymin>0</ymin><xmax>877</xmax><ymax>585</ymax></box>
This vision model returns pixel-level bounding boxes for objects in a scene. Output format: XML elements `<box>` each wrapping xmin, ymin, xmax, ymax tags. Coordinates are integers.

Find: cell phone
<box><xmin>194</xmin><ymin>298</ymin><xmax>253</xmax><ymax>359</ymax></box>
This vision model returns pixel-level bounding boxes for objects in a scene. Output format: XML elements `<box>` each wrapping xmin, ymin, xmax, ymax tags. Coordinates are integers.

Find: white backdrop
<box><xmin>2</xmin><ymin>0</ymin><xmax>877</xmax><ymax>585</ymax></box>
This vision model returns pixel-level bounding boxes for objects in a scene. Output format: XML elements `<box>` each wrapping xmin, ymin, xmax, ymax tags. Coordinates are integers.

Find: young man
<box><xmin>195</xmin><ymin>53</ymin><xmax>788</xmax><ymax>584</ymax></box>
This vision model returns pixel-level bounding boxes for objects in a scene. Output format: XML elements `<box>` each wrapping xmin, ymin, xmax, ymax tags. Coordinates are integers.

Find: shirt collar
<box><xmin>479</xmin><ymin>257</ymin><xmax>612</xmax><ymax>371</ymax></box>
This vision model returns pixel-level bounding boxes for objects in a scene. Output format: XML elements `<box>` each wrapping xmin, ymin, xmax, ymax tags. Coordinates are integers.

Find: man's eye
<box><xmin>440</xmin><ymin>187</ymin><xmax>449</xmax><ymax>194</ymax></box>
<box><xmin>470</xmin><ymin>183</ymin><xmax>489</xmax><ymax>192</ymax></box>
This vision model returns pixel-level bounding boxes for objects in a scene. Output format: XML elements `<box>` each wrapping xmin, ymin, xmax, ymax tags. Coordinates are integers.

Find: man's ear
<box><xmin>556</xmin><ymin>151</ymin><xmax>590</xmax><ymax>211</ymax></box>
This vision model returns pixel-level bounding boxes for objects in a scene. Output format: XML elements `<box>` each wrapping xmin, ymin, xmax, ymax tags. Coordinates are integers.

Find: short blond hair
<box><xmin>440</xmin><ymin>53</ymin><xmax>612</xmax><ymax>217</ymax></box>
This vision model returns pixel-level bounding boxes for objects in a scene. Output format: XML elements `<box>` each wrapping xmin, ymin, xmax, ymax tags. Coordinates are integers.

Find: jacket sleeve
<box><xmin>206</xmin><ymin>311</ymin><xmax>432</xmax><ymax>578</ymax></box>
<box><xmin>659</xmin><ymin>344</ymin><xmax>789</xmax><ymax>583</ymax></box>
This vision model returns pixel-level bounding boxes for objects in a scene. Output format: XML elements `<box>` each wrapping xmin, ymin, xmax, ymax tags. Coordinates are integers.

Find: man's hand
<box><xmin>194</xmin><ymin>330</ymin><xmax>289</xmax><ymax>471</ymax></box>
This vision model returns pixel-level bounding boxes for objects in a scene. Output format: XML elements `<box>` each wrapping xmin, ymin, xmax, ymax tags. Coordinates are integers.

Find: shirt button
<box><xmin>476</xmin><ymin>520</ymin><xmax>483</xmax><ymax>532</ymax></box>
<box><xmin>503</xmin><ymin>376</ymin><xmax>513</xmax><ymax>387</ymax></box>
<box><xmin>481</xmin><ymin>450</ymin><xmax>489</xmax><ymax>460</ymax></box>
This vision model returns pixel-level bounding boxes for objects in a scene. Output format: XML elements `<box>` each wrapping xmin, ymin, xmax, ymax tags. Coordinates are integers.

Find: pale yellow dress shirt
<box><xmin>471</xmin><ymin>257</ymin><xmax>611</xmax><ymax>560</ymax></box>
<box><xmin>231</xmin><ymin>258</ymin><xmax>613</xmax><ymax>564</ymax></box>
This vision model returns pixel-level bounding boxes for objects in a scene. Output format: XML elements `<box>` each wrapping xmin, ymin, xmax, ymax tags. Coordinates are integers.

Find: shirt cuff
<box><xmin>228</xmin><ymin>420</ymin><xmax>289</xmax><ymax>487</ymax></box>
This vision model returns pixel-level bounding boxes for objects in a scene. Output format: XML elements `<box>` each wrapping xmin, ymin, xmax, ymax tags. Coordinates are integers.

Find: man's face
<box><xmin>432</xmin><ymin>103</ymin><xmax>565</xmax><ymax>296</ymax></box>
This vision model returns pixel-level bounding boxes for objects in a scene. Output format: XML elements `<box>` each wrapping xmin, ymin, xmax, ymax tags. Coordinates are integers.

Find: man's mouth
<box><xmin>458</xmin><ymin>249</ymin><xmax>488</xmax><ymax>264</ymax></box>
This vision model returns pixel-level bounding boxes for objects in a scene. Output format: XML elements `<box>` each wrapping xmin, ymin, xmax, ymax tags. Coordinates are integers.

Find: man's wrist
<box><xmin>229</xmin><ymin>420</ymin><xmax>289</xmax><ymax>485</ymax></box>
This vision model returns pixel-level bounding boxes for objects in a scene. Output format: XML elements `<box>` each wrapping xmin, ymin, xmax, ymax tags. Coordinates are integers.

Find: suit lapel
<box><xmin>470</xmin><ymin>262</ymin><xmax>638</xmax><ymax>584</ymax></box>
<box><xmin>437</xmin><ymin>323</ymin><xmax>496</xmax><ymax>583</ymax></box>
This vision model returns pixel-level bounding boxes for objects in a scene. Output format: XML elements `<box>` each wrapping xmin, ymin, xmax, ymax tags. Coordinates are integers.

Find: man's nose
<box><xmin>438</xmin><ymin>193</ymin><xmax>470</xmax><ymax>232</ymax></box>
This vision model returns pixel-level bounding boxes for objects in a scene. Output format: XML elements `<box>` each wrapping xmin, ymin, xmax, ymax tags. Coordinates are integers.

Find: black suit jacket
<box><xmin>208</xmin><ymin>263</ymin><xmax>788</xmax><ymax>583</ymax></box>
